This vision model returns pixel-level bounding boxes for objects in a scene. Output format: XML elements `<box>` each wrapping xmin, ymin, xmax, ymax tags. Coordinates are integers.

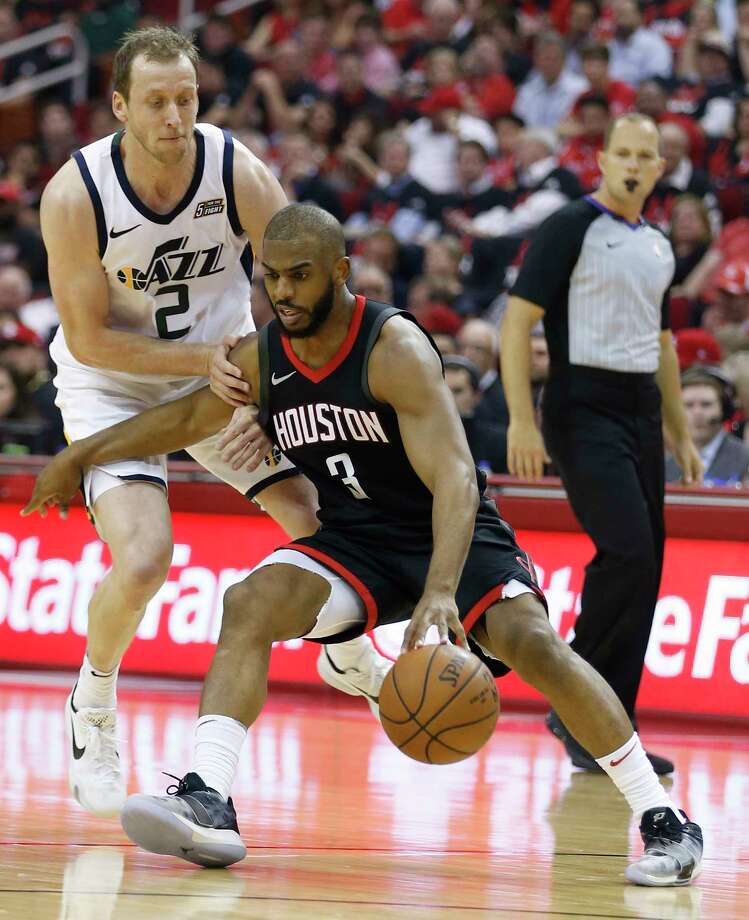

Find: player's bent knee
<box><xmin>221</xmin><ymin>567</ymin><xmax>329</xmax><ymax>645</ymax></box>
<box><xmin>483</xmin><ymin>595</ymin><xmax>561</xmax><ymax>674</ymax></box>
<box><xmin>112</xmin><ymin>544</ymin><xmax>173</xmax><ymax>598</ymax></box>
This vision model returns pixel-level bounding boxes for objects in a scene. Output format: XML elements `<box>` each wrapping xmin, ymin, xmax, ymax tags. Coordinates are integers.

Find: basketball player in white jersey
<box><xmin>40</xmin><ymin>26</ymin><xmax>389</xmax><ymax>819</ymax></box>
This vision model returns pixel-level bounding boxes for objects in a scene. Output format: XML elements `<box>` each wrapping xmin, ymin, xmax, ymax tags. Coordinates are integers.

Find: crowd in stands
<box><xmin>0</xmin><ymin>0</ymin><xmax>748</xmax><ymax>483</ymax></box>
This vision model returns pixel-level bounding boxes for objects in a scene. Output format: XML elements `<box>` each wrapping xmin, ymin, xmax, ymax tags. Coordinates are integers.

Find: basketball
<box><xmin>379</xmin><ymin>644</ymin><xmax>499</xmax><ymax>764</ymax></box>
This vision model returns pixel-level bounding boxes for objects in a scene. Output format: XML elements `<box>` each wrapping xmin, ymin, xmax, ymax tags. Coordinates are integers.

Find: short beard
<box><xmin>274</xmin><ymin>280</ymin><xmax>336</xmax><ymax>339</ymax></box>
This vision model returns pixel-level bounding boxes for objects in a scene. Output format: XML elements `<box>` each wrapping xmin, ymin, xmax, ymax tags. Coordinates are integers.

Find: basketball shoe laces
<box><xmin>639</xmin><ymin>810</ymin><xmax>702</xmax><ymax>877</ymax></box>
<box><xmin>79</xmin><ymin>709</ymin><xmax>122</xmax><ymax>785</ymax></box>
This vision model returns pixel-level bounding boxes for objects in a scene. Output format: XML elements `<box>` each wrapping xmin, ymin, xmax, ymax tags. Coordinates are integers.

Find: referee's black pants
<box><xmin>541</xmin><ymin>366</ymin><xmax>665</xmax><ymax>719</ymax></box>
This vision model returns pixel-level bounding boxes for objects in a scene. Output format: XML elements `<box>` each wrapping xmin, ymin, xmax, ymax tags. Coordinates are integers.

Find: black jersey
<box><xmin>258</xmin><ymin>295</ymin><xmax>488</xmax><ymax>529</ymax></box>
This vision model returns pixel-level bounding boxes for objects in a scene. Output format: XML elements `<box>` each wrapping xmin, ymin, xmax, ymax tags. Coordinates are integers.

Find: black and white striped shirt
<box><xmin>511</xmin><ymin>196</ymin><xmax>674</xmax><ymax>374</ymax></box>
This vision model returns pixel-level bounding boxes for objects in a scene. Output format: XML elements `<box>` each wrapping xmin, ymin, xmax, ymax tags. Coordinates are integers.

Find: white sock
<box><xmin>595</xmin><ymin>733</ymin><xmax>685</xmax><ymax>823</ymax></box>
<box><xmin>191</xmin><ymin>714</ymin><xmax>247</xmax><ymax>801</ymax></box>
<box><xmin>73</xmin><ymin>653</ymin><xmax>119</xmax><ymax>709</ymax></box>
<box><xmin>325</xmin><ymin>634</ymin><xmax>372</xmax><ymax>667</ymax></box>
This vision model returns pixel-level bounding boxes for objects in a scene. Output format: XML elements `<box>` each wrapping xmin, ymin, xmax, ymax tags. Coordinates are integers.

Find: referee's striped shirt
<box><xmin>511</xmin><ymin>196</ymin><xmax>675</xmax><ymax>375</ymax></box>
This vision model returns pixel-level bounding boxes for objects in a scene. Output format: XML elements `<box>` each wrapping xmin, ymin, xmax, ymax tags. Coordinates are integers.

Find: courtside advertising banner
<box><xmin>0</xmin><ymin>504</ymin><xmax>747</xmax><ymax>718</ymax></box>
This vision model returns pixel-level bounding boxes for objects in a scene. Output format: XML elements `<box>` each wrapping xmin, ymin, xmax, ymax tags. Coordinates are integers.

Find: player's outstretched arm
<box><xmin>369</xmin><ymin>317</ymin><xmax>477</xmax><ymax>651</ymax></box>
<box><xmin>22</xmin><ymin>337</ymin><xmax>262</xmax><ymax>518</ymax></box>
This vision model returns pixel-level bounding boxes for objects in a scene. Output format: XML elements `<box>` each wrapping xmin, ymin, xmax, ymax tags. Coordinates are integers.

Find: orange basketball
<box><xmin>379</xmin><ymin>644</ymin><xmax>499</xmax><ymax>764</ymax></box>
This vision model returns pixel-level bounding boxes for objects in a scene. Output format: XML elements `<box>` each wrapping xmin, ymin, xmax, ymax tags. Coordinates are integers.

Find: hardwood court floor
<box><xmin>1</xmin><ymin>674</ymin><xmax>747</xmax><ymax>920</ymax></box>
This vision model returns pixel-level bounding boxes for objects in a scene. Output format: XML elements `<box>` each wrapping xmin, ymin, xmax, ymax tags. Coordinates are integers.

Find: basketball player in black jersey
<box><xmin>24</xmin><ymin>205</ymin><xmax>702</xmax><ymax>886</ymax></box>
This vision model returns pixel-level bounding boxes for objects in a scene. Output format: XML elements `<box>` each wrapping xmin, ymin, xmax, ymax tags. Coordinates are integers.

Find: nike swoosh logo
<box><xmin>606</xmin><ymin>241</ymin><xmax>624</xmax><ymax>249</ymax></box>
<box><xmin>271</xmin><ymin>370</ymin><xmax>296</xmax><ymax>385</ymax></box>
<box><xmin>610</xmin><ymin>741</ymin><xmax>637</xmax><ymax>767</ymax></box>
<box><xmin>71</xmin><ymin>715</ymin><xmax>86</xmax><ymax>760</ymax></box>
<box><xmin>109</xmin><ymin>224</ymin><xmax>141</xmax><ymax>238</ymax></box>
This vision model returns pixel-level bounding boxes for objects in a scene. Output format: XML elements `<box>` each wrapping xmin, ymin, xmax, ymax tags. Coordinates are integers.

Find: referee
<box><xmin>501</xmin><ymin>113</ymin><xmax>702</xmax><ymax>775</ymax></box>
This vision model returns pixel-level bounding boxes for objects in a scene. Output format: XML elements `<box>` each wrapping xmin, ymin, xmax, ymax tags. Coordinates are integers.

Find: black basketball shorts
<box><xmin>285</xmin><ymin>506</ymin><xmax>547</xmax><ymax>677</ymax></box>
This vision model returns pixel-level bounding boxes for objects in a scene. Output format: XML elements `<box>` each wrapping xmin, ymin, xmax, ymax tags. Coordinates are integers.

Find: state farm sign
<box><xmin>0</xmin><ymin>505</ymin><xmax>747</xmax><ymax>718</ymax></box>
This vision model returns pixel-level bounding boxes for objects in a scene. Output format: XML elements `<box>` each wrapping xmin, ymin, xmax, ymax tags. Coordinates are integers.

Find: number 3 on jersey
<box><xmin>327</xmin><ymin>453</ymin><xmax>370</xmax><ymax>500</ymax></box>
<box><xmin>155</xmin><ymin>283</ymin><xmax>191</xmax><ymax>339</ymax></box>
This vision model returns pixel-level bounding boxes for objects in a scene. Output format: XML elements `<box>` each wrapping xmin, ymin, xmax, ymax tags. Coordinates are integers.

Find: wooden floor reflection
<box><xmin>1</xmin><ymin>674</ymin><xmax>747</xmax><ymax>920</ymax></box>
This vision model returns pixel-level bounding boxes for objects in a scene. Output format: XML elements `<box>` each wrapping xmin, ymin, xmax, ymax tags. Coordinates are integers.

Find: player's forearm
<box><xmin>69</xmin><ymin>326</ymin><xmax>214</xmax><ymax>378</ymax></box>
<box><xmin>500</xmin><ymin>301</ymin><xmax>537</xmax><ymax>423</ymax></box>
<box><xmin>656</xmin><ymin>338</ymin><xmax>689</xmax><ymax>443</ymax></box>
<box><xmin>424</xmin><ymin>463</ymin><xmax>479</xmax><ymax>596</ymax></box>
<box><xmin>67</xmin><ymin>388</ymin><xmax>232</xmax><ymax>468</ymax></box>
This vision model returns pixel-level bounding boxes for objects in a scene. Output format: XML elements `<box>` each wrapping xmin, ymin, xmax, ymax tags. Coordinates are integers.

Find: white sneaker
<box><xmin>317</xmin><ymin>638</ymin><xmax>392</xmax><ymax>719</ymax></box>
<box><xmin>65</xmin><ymin>689</ymin><xmax>126</xmax><ymax>818</ymax></box>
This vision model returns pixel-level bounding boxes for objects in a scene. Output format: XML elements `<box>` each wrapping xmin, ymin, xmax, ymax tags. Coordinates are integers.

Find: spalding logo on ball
<box><xmin>379</xmin><ymin>644</ymin><xmax>499</xmax><ymax>764</ymax></box>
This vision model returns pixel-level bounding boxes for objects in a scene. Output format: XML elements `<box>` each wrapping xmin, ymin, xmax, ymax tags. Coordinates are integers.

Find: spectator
<box><xmin>198</xmin><ymin>14</ymin><xmax>254</xmax><ymax>106</ymax></box>
<box><xmin>635</xmin><ymin>79</ymin><xmax>706</xmax><ymax>167</ymax></box>
<box><xmin>577</xmin><ymin>43</ymin><xmax>635</xmax><ymax>120</ymax></box>
<box><xmin>669</xmin><ymin>195</ymin><xmax>714</xmax><ymax>288</ymax></box>
<box><xmin>608</xmin><ymin>0</ymin><xmax>673</xmax><ymax>84</ymax></box>
<box><xmin>0</xmin><ymin>183</ymin><xmax>47</xmax><ymax>285</ymax></box>
<box><xmin>0</xmin><ymin>359</ymin><xmax>47</xmax><ymax>455</ymax></box>
<box><xmin>359</xmin><ymin>226</ymin><xmax>409</xmax><ymax>307</ymax></box>
<box><xmin>559</xmin><ymin>94</ymin><xmax>609</xmax><ymax>192</ymax></box>
<box><xmin>674</xmin><ymin>328</ymin><xmax>722</xmax><ymax>371</ymax></box>
<box><xmin>456</xmin><ymin>317</ymin><xmax>507</xmax><ymax>425</ymax></box>
<box><xmin>401</xmin><ymin>0</ymin><xmax>476</xmax><ymax>72</ymax></box>
<box><xmin>644</xmin><ymin>122</ymin><xmax>720</xmax><ymax>236</ymax></box>
<box><xmin>489</xmin><ymin>113</ymin><xmax>524</xmax><ymax>188</ymax></box>
<box><xmin>443</xmin><ymin>354</ymin><xmax>508</xmax><ymax>472</ymax></box>
<box><xmin>676</xmin><ymin>0</ymin><xmax>722</xmax><ymax>79</ymax></box>
<box><xmin>404</xmin><ymin>87</ymin><xmax>496</xmax><ymax>194</ymax></box>
<box><xmin>245</xmin><ymin>0</ymin><xmax>303</xmax><ymax>62</ymax></box>
<box><xmin>564</xmin><ymin>0</ymin><xmax>601</xmax><ymax>74</ymax></box>
<box><xmin>0</xmin><ymin>318</ymin><xmax>46</xmax><ymax>383</ymax></box>
<box><xmin>422</xmin><ymin>235</ymin><xmax>465</xmax><ymax>305</ymax></box>
<box><xmin>440</xmin><ymin>140</ymin><xmax>512</xmax><ymax>232</ymax></box>
<box><xmin>353</xmin><ymin>12</ymin><xmax>402</xmax><ymax>98</ymax></box>
<box><xmin>36</xmin><ymin>101</ymin><xmax>79</xmax><ymax>186</ymax></box>
<box><xmin>276</xmin><ymin>132</ymin><xmax>344</xmax><ymax>220</ymax></box>
<box><xmin>299</xmin><ymin>14</ymin><xmax>338</xmax><ymax>94</ymax></box>
<box><xmin>0</xmin><ymin>264</ymin><xmax>33</xmax><ymax>325</ymax></box>
<box><xmin>707</xmin><ymin>94</ymin><xmax>749</xmax><ymax>221</ymax></box>
<box><xmin>702</xmin><ymin>260</ymin><xmax>749</xmax><ymax>358</ymax></box>
<box><xmin>2</xmin><ymin>142</ymin><xmax>42</xmax><ymax>207</ymax></box>
<box><xmin>456</xmin><ymin>128</ymin><xmax>582</xmax><ymax>239</ymax></box>
<box><xmin>351</xmin><ymin>261</ymin><xmax>394</xmax><ymax>303</ymax></box>
<box><xmin>460</xmin><ymin>34</ymin><xmax>516</xmax><ymax>121</ymax></box>
<box><xmin>248</xmin><ymin>40</ymin><xmax>319</xmax><ymax>134</ymax></box>
<box><xmin>674</xmin><ymin>30</ymin><xmax>738</xmax><ymax>139</ymax></box>
<box><xmin>330</xmin><ymin>51</ymin><xmax>389</xmax><ymax>137</ymax></box>
<box><xmin>430</xmin><ymin>330</ymin><xmax>458</xmax><ymax>355</ymax></box>
<box><xmin>512</xmin><ymin>31</ymin><xmax>587</xmax><ymax>129</ymax></box>
<box><xmin>732</xmin><ymin>0</ymin><xmax>749</xmax><ymax>84</ymax></box>
<box><xmin>344</xmin><ymin>132</ymin><xmax>432</xmax><ymax>243</ymax></box>
<box><xmin>666</xmin><ymin>368</ymin><xmax>749</xmax><ymax>485</ymax></box>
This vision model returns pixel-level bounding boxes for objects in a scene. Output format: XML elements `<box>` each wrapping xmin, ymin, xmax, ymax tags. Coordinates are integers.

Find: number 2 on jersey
<box><xmin>155</xmin><ymin>284</ymin><xmax>192</xmax><ymax>339</ymax></box>
<box><xmin>327</xmin><ymin>453</ymin><xmax>370</xmax><ymax>500</ymax></box>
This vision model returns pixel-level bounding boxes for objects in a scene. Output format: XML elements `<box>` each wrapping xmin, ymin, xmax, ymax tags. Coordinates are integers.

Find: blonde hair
<box><xmin>113</xmin><ymin>27</ymin><xmax>199</xmax><ymax>101</ymax></box>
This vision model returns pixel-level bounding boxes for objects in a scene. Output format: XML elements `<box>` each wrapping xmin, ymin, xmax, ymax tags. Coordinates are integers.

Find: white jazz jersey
<box><xmin>50</xmin><ymin>123</ymin><xmax>254</xmax><ymax>390</ymax></box>
<box><xmin>50</xmin><ymin>124</ymin><xmax>299</xmax><ymax>504</ymax></box>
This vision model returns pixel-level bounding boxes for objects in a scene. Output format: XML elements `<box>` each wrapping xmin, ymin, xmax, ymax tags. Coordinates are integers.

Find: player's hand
<box><xmin>507</xmin><ymin>418</ymin><xmax>550</xmax><ymax>481</ymax></box>
<box><xmin>402</xmin><ymin>592</ymin><xmax>467</xmax><ymax>653</ymax></box>
<box><xmin>209</xmin><ymin>336</ymin><xmax>250</xmax><ymax>407</ymax></box>
<box><xmin>672</xmin><ymin>436</ymin><xmax>704</xmax><ymax>487</ymax></box>
<box><xmin>20</xmin><ymin>449</ymin><xmax>82</xmax><ymax>519</ymax></box>
<box><xmin>217</xmin><ymin>404</ymin><xmax>273</xmax><ymax>472</ymax></box>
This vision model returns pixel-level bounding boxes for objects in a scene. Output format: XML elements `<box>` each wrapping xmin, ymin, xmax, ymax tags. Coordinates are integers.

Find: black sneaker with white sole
<box><xmin>120</xmin><ymin>772</ymin><xmax>246</xmax><ymax>868</ymax></box>
<box><xmin>626</xmin><ymin>807</ymin><xmax>703</xmax><ymax>886</ymax></box>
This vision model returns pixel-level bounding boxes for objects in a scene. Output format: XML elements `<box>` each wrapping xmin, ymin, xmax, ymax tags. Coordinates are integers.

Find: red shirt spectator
<box><xmin>559</xmin><ymin>94</ymin><xmax>607</xmax><ymax>192</ymax></box>
<box><xmin>575</xmin><ymin>43</ymin><xmax>636</xmax><ymax>119</ymax></box>
<box><xmin>635</xmin><ymin>79</ymin><xmax>707</xmax><ymax>166</ymax></box>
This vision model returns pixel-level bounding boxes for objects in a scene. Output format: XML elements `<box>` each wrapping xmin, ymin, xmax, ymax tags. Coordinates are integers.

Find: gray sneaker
<box><xmin>121</xmin><ymin>772</ymin><xmax>246</xmax><ymax>868</ymax></box>
<box><xmin>626</xmin><ymin>808</ymin><xmax>703</xmax><ymax>886</ymax></box>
